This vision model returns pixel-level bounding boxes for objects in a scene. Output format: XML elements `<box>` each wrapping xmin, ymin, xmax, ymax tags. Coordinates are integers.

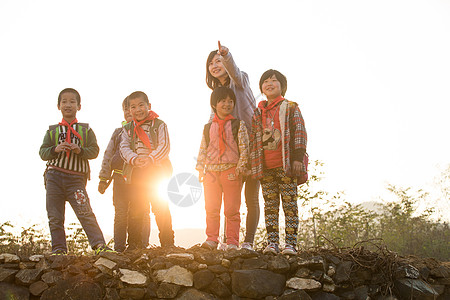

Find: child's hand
<box><xmin>135</xmin><ymin>156</ymin><xmax>152</xmax><ymax>168</ymax></box>
<box><xmin>218</xmin><ymin>41</ymin><xmax>229</xmax><ymax>57</ymax></box>
<box><xmin>98</xmin><ymin>181</ymin><xmax>109</xmax><ymax>194</ymax></box>
<box><xmin>292</xmin><ymin>160</ymin><xmax>302</xmax><ymax>176</ymax></box>
<box><xmin>198</xmin><ymin>170</ymin><xmax>205</xmax><ymax>182</ymax></box>
<box><xmin>69</xmin><ymin>143</ymin><xmax>81</xmax><ymax>154</ymax></box>
<box><xmin>55</xmin><ymin>142</ymin><xmax>71</xmax><ymax>153</ymax></box>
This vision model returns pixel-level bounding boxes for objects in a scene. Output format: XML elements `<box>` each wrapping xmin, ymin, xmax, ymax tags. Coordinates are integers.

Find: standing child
<box><xmin>250</xmin><ymin>70</ymin><xmax>307</xmax><ymax>255</ymax></box>
<box><xmin>98</xmin><ymin>97</ymin><xmax>151</xmax><ymax>252</ymax></box>
<box><xmin>39</xmin><ymin>88</ymin><xmax>112</xmax><ymax>255</ymax></box>
<box><xmin>206</xmin><ymin>41</ymin><xmax>259</xmax><ymax>250</ymax></box>
<box><xmin>120</xmin><ymin>91</ymin><xmax>174</xmax><ymax>250</ymax></box>
<box><xmin>196</xmin><ymin>87</ymin><xmax>249</xmax><ymax>250</ymax></box>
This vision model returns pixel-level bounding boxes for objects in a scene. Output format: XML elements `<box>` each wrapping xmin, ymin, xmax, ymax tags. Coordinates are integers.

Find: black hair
<box><xmin>122</xmin><ymin>96</ymin><xmax>129</xmax><ymax>111</ymax></box>
<box><xmin>58</xmin><ymin>88</ymin><xmax>81</xmax><ymax>106</ymax></box>
<box><xmin>210</xmin><ymin>86</ymin><xmax>236</xmax><ymax>113</ymax></box>
<box><xmin>206</xmin><ymin>50</ymin><xmax>230</xmax><ymax>90</ymax></box>
<box><xmin>127</xmin><ymin>91</ymin><xmax>149</xmax><ymax>104</ymax></box>
<box><xmin>259</xmin><ymin>69</ymin><xmax>288</xmax><ymax>96</ymax></box>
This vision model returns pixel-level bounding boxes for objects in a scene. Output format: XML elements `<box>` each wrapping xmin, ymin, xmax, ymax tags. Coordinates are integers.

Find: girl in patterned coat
<box><xmin>250</xmin><ymin>70</ymin><xmax>307</xmax><ymax>255</ymax></box>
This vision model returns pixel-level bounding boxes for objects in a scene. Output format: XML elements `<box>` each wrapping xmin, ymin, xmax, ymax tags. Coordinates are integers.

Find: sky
<box><xmin>1</xmin><ymin>0</ymin><xmax>449</xmax><ymax>245</ymax></box>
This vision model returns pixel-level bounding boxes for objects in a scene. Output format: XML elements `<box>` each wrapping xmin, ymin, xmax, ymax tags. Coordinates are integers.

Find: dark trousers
<box><xmin>113</xmin><ymin>175</ymin><xmax>150</xmax><ymax>252</ymax></box>
<box><xmin>128</xmin><ymin>168</ymin><xmax>174</xmax><ymax>249</ymax></box>
<box><xmin>45</xmin><ymin>169</ymin><xmax>105</xmax><ymax>252</ymax></box>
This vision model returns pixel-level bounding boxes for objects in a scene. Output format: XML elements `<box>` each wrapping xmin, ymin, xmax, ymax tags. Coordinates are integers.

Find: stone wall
<box><xmin>0</xmin><ymin>246</ymin><xmax>449</xmax><ymax>299</ymax></box>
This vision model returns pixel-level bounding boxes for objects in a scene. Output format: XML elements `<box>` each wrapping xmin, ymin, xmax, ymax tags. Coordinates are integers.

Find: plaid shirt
<box><xmin>250</xmin><ymin>99</ymin><xmax>307</xmax><ymax>179</ymax></box>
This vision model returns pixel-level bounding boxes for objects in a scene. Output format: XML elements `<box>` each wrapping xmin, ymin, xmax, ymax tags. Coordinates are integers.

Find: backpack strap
<box><xmin>203</xmin><ymin>119</ymin><xmax>240</xmax><ymax>149</ymax></box>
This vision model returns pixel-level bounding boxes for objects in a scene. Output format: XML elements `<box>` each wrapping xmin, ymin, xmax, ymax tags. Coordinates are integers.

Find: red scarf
<box><xmin>258</xmin><ymin>95</ymin><xmax>284</xmax><ymax>127</ymax></box>
<box><xmin>212</xmin><ymin>114</ymin><xmax>235</xmax><ymax>157</ymax></box>
<box><xmin>59</xmin><ymin>118</ymin><xmax>82</xmax><ymax>158</ymax></box>
<box><xmin>133</xmin><ymin>111</ymin><xmax>159</xmax><ymax>151</ymax></box>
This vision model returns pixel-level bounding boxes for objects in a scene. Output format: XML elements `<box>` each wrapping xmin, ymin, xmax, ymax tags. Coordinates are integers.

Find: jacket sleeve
<box><xmin>39</xmin><ymin>130</ymin><xmax>57</xmax><ymax>161</ymax></box>
<box><xmin>149</xmin><ymin>122</ymin><xmax>170</xmax><ymax>164</ymax></box>
<box><xmin>221</xmin><ymin>52</ymin><xmax>247</xmax><ymax>89</ymax></box>
<box><xmin>99</xmin><ymin>128</ymin><xmax>121</xmax><ymax>180</ymax></box>
<box><xmin>290</xmin><ymin>103</ymin><xmax>307</xmax><ymax>162</ymax></box>
<box><xmin>78</xmin><ymin>128</ymin><xmax>99</xmax><ymax>160</ymax></box>
<box><xmin>120</xmin><ymin>127</ymin><xmax>138</xmax><ymax>165</ymax></box>
<box><xmin>195</xmin><ymin>132</ymin><xmax>207</xmax><ymax>172</ymax></box>
<box><xmin>236</xmin><ymin>121</ymin><xmax>249</xmax><ymax>171</ymax></box>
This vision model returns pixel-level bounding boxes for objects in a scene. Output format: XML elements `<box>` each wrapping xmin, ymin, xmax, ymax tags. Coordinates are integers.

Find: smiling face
<box><xmin>214</xmin><ymin>96</ymin><xmax>235</xmax><ymax>119</ymax></box>
<box><xmin>208</xmin><ymin>54</ymin><xmax>228</xmax><ymax>81</ymax></box>
<box><xmin>261</xmin><ymin>75</ymin><xmax>283</xmax><ymax>101</ymax></box>
<box><xmin>129</xmin><ymin>96</ymin><xmax>150</xmax><ymax>121</ymax></box>
<box><xmin>58</xmin><ymin>92</ymin><xmax>81</xmax><ymax>121</ymax></box>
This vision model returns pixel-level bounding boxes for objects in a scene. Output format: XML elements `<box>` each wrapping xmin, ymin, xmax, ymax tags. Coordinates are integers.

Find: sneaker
<box><xmin>50</xmin><ymin>249</ymin><xmax>67</xmax><ymax>256</ymax></box>
<box><xmin>226</xmin><ymin>244</ymin><xmax>238</xmax><ymax>251</ymax></box>
<box><xmin>263</xmin><ymin>243</ymin><xmax>279</xmax><ymax>255</ymax></box>
<box><xmin>241</xmin><ymin>242</ymin><xmax>254</xmax><ymax>251</ymax></box>
<box><xmin>282</xmin><ymin>244</ymin><xmax>297</xmax><ymax>255</ymax></box>
<box><xmin>201</xmin><ymin>240</ymin><xmax>218</xmax><ymax>250</ymax></box>
<box><xmin>94</xmin><ymin>244</ymin><xmax>115</xmax><ymax>255</ymax></box>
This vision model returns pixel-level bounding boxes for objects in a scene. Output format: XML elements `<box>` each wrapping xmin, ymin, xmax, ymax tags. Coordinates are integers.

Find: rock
<box><xmin>15</xmin><ymin>268</ymin><xmax>43</xmax><ymax>285</ymax></box>
<box><xmin>322</xmin><ymin>283</ymin><xmax>336</xmax><ymax>292</ymax></box>
<box><xmin>193</xmin><ymin>269</ymin><xmax>215</xmax><ymax>290</ymax></box>
<box><xmin>41</xmin><ymin>270</ymin><xmax>63</xmax><ymax>285</ymax></box>
<box><xmin>221</xmin><ymin>258</ymin><xmax>231</xmax><ymax>268</ymax></box>
<box><xmin>177</xmin><ymin>288</ymin><xmax>216</xmax><ymax>300</ymax></box>
<box><xmin>119</xmin><ymin>268</ymin><xmax>147</xmax><ymax>286</ymax></box>
<box><xmin>232</xmin><ymin>269</ymin><xmax>285</xmax><ymax>298</ymax></box>
<box><xmin>99</xmin><ymin>251</ymin><xmax>131</xmax><ymax>265</ymax></box>
<box><xmin>241</xmin><ymin>257</ymin><xmax>268</xmax><ymax>270</ymax></box>
<box><xmin>49</xmin><ymin>255</ymin><xmax>75</xmax><ymax>270</ymax></box>
<box><xmin>67</xmin><ymin>264</ymin><xmax>84</xmax><ymax>275</ymax></box>
<box><xmin>322</xmin><ymin>274</ymin><xmax>333</xmax><ymax>284</ymax></box>
<box><xmin>208</xmin><ymin>278</ymin><xmax>231</xmax><ymax>298</ymax></box>
<box><xmin>279</xmin><ymin>289</ymin><xmax>312</xmax><ymax>300</ymax></box>
<box><xmin>104</xmin><ymin>288</ymin><xmax>120</xmax><ymax>300</ymax></box>
<box><xmin>208</xmin><ymin>264</ymin><xmax>228</xmax><ymax>274</ymax></box>
<box><xmin>297</xmin><ymin>256</ymin><xmax>325</xmax><ymax>271</ymax></box>
<box><xmin>195</xmin><ymin>251</ymin><xmax>223</xmax><ymax>265</ymax></box>
<box><xmin>119</xmin><ymin>287</ymin><xmax>146</xmax><ymax>299</ymax></box>
<box><xmin>394</xmin><ymin>264</ymin><xmax>420</xmax><ymax>279</ymax></box>
<box><xmin>166</xmin><ymin>252</ymin><xmax>194</xmax><ymax>262</ymax></box>
<box><xmin>268</xmin><ymin>255</ymin><xmax>291</xmax><ymax>273</ymax></box>
<box><xmin>430</xmin><ymin>265</ymin><xmax>450</xmax><ymax>278</ymax></box>
<box><xmin>198</xmin><ymin>263</ymin><xmax>208</xmax><ymax>269</ymax></box>
<box><xmin>327</xmin><ymin>265</ymin><xmax>336</xmax><ymax>277</ymax></box>
<box><xmin>295</xmin><ymin>267</ymin><xmax>310</xmax><ymax>278</ymax></box>
<box><xmin>394</xmin><ymin>278</ymin><xmax>439</xmax><ymax>299</ymax></box>
<box><xmin>156</xmin><ymin>282</ymin><xmax>181</xmax><ymax>298</ymax></box>
<box><xmin>19</xmin><ymin>261</ymin><xmax>35</xmax><ymax>269</ymax></box>
<box><xmin>353</xmin><ymin>285</ymin><xmax>369</xmax><ymax>300</ymax></box>
<box><xmin>0</xmin><ymin>268</ymin><xmax>18</xmax><ymax>282</ymax></box>
<box><xmin>218</xmin><ymin>272</ymin><xmax>231</xmax><ymax>285</ymax></box>
<box><xmin>145</xmin><ymin>281</ymin><xmax>158</xmax><ymax>298</ymax></box>
<box><xmin>94</xmin><ymin>257</ymin><xmax>117</xmax><ymax>270</ymax></box>
<box><xmin>310</xmin><ymin>291</ymin><xmax>340</xmax><ymax>300</ymax></box>
<box><xmin>334</xmin><ymin>261</ymin><xmax>352</xmax><ymax>284</ymax></box>
<box><xmin>156</xmin><ymin>265</ymin><xmax>193</xmax><ymax>286</ymax></box>
<box><xmin>311</xmin><ymin>270</ymin><xmax>323</xmax><ymax>281</ymax></box>
<box><xmin>29</xmin><ymin>254</ymin><xmax>44</xmax><ymax>262</ymax></box>
<box><xmin>36</xmin><ymin>258</ymin><xmax>51</xmax><ymax>271</ymax></box>
<box><xmin>0</xmin><ymin>282</ymin><xmax>29</xmax><ymax>300</ymax></box>
<box><xmin>41</xmin><ymin>277</ymin><xmax>102</xmax><ymax>300</ymax></box>
<box><xmin>2</xmin><ymin>253</ymin><xmax>20</xmax><ymax>263</ymax></box>
<box><xmin>286</xmin><ymin>277</ymin><xmax>322</xmax><ymax>291</ymax></box>
<box><xmin>29</xmin><ymin>280</ymin><xmax>49</xmax><ymax>296</ymax></box>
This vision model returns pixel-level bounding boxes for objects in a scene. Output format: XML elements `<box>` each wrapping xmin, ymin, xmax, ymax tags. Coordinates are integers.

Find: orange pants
<box><xmin>203</xmin><ymin>167</ymin><xmax>242</xmax><ymax>246</ymax></box>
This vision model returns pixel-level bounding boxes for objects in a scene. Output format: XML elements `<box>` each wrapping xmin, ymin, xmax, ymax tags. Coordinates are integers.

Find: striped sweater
<box><xmin>39</xmin><ymin>123</ymin><xmax>99</xmax><ymax>178</ymax></box>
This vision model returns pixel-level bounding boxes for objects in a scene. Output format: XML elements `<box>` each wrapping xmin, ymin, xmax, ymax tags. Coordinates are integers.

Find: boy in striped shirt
<box><xmin>39</xmin><ymin>88</ymin><xmax>111</xmax><ymax>255</ymax></box>
<box><xmin>120</xmin><ymin>91</ymin><xmax>174</xmax><ymax>250</ymax></box>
